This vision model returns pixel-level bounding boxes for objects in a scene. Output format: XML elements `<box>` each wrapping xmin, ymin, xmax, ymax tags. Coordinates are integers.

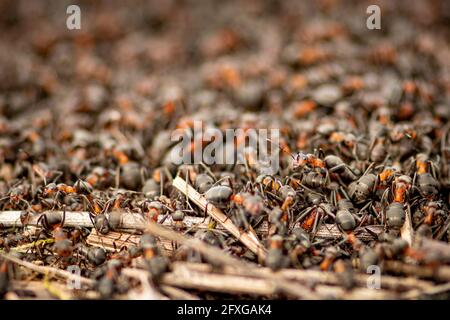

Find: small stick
<box><xmin>86</xmin><ymin>229</ymin><xmax>174</xmax><ymax>255</ymax></box>
<box><xmin>169</xmin><ymin>261</ymin><xmax>434</xmax><ymax>292</ymax></box>
<box><xmin>145</xmin><ymin>221</ymin><xmax>321</xmax><ymax>299</ymax></box>
<box><xmin>172</xmin><ymin>176</ymin><xmax>266</xmax><ymax>260</ymax></box>
<box><xmin>0</xmin><ymin>210</ymin><xmax>383</xmax><ymax>241</ymax></box>
<box><xmin>9</xmin><ymin>280</ymin><xmax>74</xmax><ymax>300</ymax></box>
<box><xmin>160</xmin><ymin>285</ymin><xmax>200</xmax><ymax>300</ymax></box>
<box><xmin>160</xmin><ymin>264</ymin><xmax>396</xmax><ymax>299</ymax></box>
<box><xmin>402</xmin><ymin>282</ymin><xmax>450</xmax><ymax>299</ymax></box>
<box><xmin>146</xmin><ymin>221</ymin><xmax>253</xmax><ymax>269</ymax></box>
<box><xmin>0</xmin><ymin>210</ymin><xmax>147</xmax><ymax>229</ymax></box>
<box><xmin>161</xmin><ymin>268</ymin><xmax>277</xmax><ymax>296</ymax></box>
<box><xmin>7</xmin><ymin>239</ymin><xmax>55</xmax><ymax>253</ymax></box>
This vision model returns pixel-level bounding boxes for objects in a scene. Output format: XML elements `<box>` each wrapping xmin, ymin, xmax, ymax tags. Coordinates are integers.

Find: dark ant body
<box><xmin>79</xmin><ymin>246</ymin><xmax>107</xmax><ymax>266</ymax></box>
<box><xmin>97</xmin><ymin>259</ymin><xmax>122</xmax><ymax>299</ymax></box>
<box><xmin>139</xmin><ymin>234</ymin><xmax>169</xmax><ymax>280</ymax></box>
<box><xmin>348</xmin><ymin>166</ymin><xmax>377</xmax><ymax>204</ymax></box>
<box><xmin>171</xmin><ymin>210</ymin><xmax>185</xmax><ymax>231</ymax></box>
<box><xmin>0</xmin><ymin>260</ymin><xmax>9</xmax><ymax>298</ymax></box>
<box><xmin>295</xmin><ymin>190</ymin><xmax>335</xmax><ymax>235</ymax></box>
<box><xmin>385</xmin><ymin>202</ymin><xmax>406</xmax><ymax>231</ymax></box>
<box><xmin>334</xmin><ymin>259</ymin><xmax>355</xmax><ymax>290</ymax></box>
<box><xmin>37</xmin><ymin>209</ymin><xmax>73</xmax><ymax>258</ymax></box>
<box><xmin>195</xmin><ymin>173</ymin><xmax>215</xmax><ymax>194</ymax></box>
<box><xmin>205</xmin><ymin>185</ymin><xmax>233</xmax><ymax>207</ymax></box>
<box><xmin>269</xmin><ymin>207</ymin><xmax>288</xmax><ymax>236</ymax></box>
<box><xmin>0</xmin><ymin>183</ymin><xmax>31</xmax><ymax>210</ymax></box>
<box><xmin>286</xmin><ymin>227</ymin><xmax>311</xmax><ymax>267</ymax></box>
<box><xmin>301</xmin><ymin>171</ymin><xmax>329</xmax><ymax>189</ymax></box>
<box><xmin>265</xmin><ymin>235</ymin><xmax>290</xmax><ymax>271</ymax></box>
<box><xmin>358</xmin><ymin>247</ymin><xmax>379</xmax><ymax>272</ymax></box>
<box><xmin>335</xmin><ymin>205</ymin><xmax>356</xmax><ymax>232</ymax></box>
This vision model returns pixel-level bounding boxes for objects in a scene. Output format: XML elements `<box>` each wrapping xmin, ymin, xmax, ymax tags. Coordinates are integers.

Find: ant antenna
<box><xmin>266</xmin><ymin>138</ymin><xmax>295</xmax><ymax>159</ymax></box>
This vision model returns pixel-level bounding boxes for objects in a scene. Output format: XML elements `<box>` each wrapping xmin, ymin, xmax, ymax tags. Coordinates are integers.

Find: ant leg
<box><xmin>429</xmin><ymin>160</ymin><xmax>439</xmax><ymax>180</ymax></box>
<box><xmin>159</xmin><ymin>212</ymin><xmax>170</xmax><ymax>224</ymax></box>
<box><xmin>298</xmin><ymin>183</ymin><xmax>321</xmax><ymax>196</ymax></box>
<box><xmin>140</xmin><ymin>167</ymin><xmax>148</xmax><ymax>187</ymax></box>
<box><xmin>367</xmin><ymin>138</ymin><xmax>377</xmax><ymax>161</ymax></box>
<box><xmin>320</xmin><ymin>204</ymin><xmax>335</xmax><ymax>219</ymax></box>
<box><xmin>18</xmin><ymin>198</ymin><xmax>31</xmax><ymax>210</ymax></box>
<box><xmin>38</xmin><ymin>213</ymin><xmax>50</xmax><ymax>232</ymax></box>
<box><xmin>202</xmin><ymin>202</ymin><xmax>209</xmax><ymax>222</ymax></box>
<box><xmin>362</xmin><ymin>162</ymin><xmax>375</xmax><ymax>177</ymax></box>
<box><xmin>411</xmin><ymin>185</ymin><xmax>424</xmax><ymax>199</ymax></box>
<box><xmin>330</xmin><ymin>189</ymin><xmax>337</xmax><ymax>206</ymax></box>
<box><xmin>265</xmin><ymin>191</ymin><xmax>282</xmax><ymax>201</ymax></box>
<box><xmin>115</xmin><ymin>166</ymin><xmax>121</xmax><ymax>189</ymax></box>
<box><xmin>240</xmin><ymin>210</ymin><xmax>250</xmax><ymax>232</ymax></box>
<box><xmin>329</xmin><ymin>164</ymin><xmax>346</xmax><ymax>173</ymax></box>
<box><xmin>88</xmin><ymin>213</ymin><xmax>100</xmax><ymax>233</ymax></box>
<box><xmin>435</xmin><ymin>216</ymin><xmax>450</xmax><ymax>240</ymax></box>
<box><xmin>404</xmin><ymin>156</ymin><xmax>416</xmax><ymax>176</ymax></box>
<box><xmin>81</xmin><ymin>194</ymin><xmax>95</xmax><ymax>212</ymax></box>
<box><xmin>275</xmin><ymin>179</ymin><xmax>283</xmax><ymax>191</ymax></box>
<box><xmin>317</xmin><ymin>148</ymin><xmax>325</xmax><ymax>159</ymax></box>
<box><xmin>36</xmin><ymin>213</ymin><xmax>44</xmax><ymax>228</ymax></box>
<box><xmin>351</xmin><ymin>212</ymin><xmax>362</xmax><ymax>224</ymax></box>
<box><xmin>370</xmin><ymin>204</ymin><xmax>382</xmax><ymax>224</ymax></box>
<box><xmin>324</xmin><ymin>170</ymin><xmax>331</xmax><ymax>187</ymax></box>
<box><xmin>252</xmin><ymin>215</ymin><xmax>265</xmax><ymax>230</ymax></box>
<box><xmin>334</xmin><ymin>174</ymin><xmax>346</xmax><ymax>188</ymax></box>
<box><xmin>258</xmin><ymin>183</ymin><xmax>265</xmax><ymax>196</ymax></box>
<box><xmin>51</xmin><ymin>171</ymin><xmax>63</xmax><ymax>183</ymax></box>
<box><xmin>380</xmin><ymin>154</ymin><xmax>390</xmax><ymax>168</ymax></box>
<box><xmin>160</xmin><ymin>170</ymin><xmax>164</xmax><ymax>197</ymax></box>
<box><xmin>352</xmin><ymin>143</ymin><xmax>360</xmax><ymax>162</ymax></box>
<box><xmin>344</xmin><ymin>164</ymin><xmax>359</xmax><ymax>177</ymax></box>
<box><xmin>357</xmin><ymin>213</ymin><xmax>368</xmax><ymax>228</ymax></box>
<box><xmin>409</xmin><ymin>196</ymin><xmax>423</xmax><ymax>209</ymax></box>
<box><xmin>359</xmin><ymin>201</ymin><xmax>372</xmax><ymax>215</ymax></box>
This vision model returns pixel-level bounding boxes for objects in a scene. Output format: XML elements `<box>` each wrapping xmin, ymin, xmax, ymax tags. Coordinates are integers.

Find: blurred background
<box><xmin>0</xmin><ymin>0</ymin><xmax>449</xmax><ymax>184</ymax></box>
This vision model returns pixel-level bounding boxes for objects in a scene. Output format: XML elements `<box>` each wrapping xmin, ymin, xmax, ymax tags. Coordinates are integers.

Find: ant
<box><xmin>36</xmin><ymin>207</ymin><xmax>73</xmax><ymax>258</ymax></box>
<box><xmin>410</xmin><ymin>154</ymin><xmax>440</xmax><ymax>200</ymax></box>
<box><xmin>265</xmin><ymin>235</ymin><xmax>290</xmax><ymax>271</ymax></box>
<box><xmin>0</xmin><ymin>182</ymin><xmax>32</xmax><ymax>210</ymax></box>
<box><xmin>139</xmin><ymin>234</ymin><xmax>169</xmax><ymax>280</ymax></box>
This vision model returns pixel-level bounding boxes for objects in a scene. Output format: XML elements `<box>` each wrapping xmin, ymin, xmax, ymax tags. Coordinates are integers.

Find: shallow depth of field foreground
<box><xmin>0</xmin><ymin>0</ymin><xmax>450</xmax><ymax>300</ymax></box>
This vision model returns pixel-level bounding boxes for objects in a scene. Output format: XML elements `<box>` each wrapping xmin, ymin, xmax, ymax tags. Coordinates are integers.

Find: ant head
<box><xmin>44</xmin><ymin>182</ymin><xmax>57</xmax><ymax>190</ymax></box>
<box><xmin>292</xmin><ymin>152</ymin><xmax>308</xmax><ymax>168</ymax></box>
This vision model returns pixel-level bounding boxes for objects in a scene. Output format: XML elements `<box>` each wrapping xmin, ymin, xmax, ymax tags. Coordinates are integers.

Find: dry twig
<box><xmin>172</xmin><ymin>176</ymin><xmax>267</xmax><ymax>260</ymax></box>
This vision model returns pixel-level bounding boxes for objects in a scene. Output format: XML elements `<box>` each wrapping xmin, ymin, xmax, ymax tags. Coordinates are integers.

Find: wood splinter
<box><xmin>172</xmin><ymin>176</ymin><xmax>267</xmax><ymax>261</ymax></box>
